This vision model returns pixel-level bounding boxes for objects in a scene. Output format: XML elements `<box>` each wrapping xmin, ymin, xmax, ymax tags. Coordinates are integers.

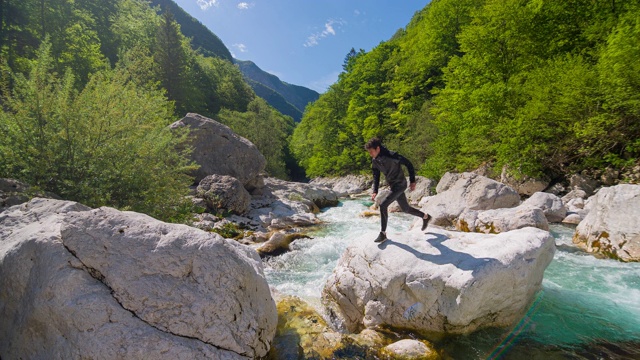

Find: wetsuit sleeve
<box><xmin>398</xmin><ymin>154</ymin><xmax>416</xmax><ymax>184</ymax></box>
<box><xmin>372</xmin><ymin>165</ymin><xmax>381</xmax><ymax>193</ymax></box>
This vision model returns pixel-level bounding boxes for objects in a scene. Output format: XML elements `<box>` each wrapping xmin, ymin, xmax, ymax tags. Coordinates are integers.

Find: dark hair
<box><xmin>364</xmin><ymin>137</ymin><xmax>382</xmax><ymax>150</ymax></box>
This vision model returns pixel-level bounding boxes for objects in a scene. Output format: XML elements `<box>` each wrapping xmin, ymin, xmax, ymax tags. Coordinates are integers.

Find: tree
<box><xmin>0</xmin><ymin>41</ymin><xmax>197</xmax><ymax>222</ymax></box>
<box><xmin>154</xmin><ymin>9</ymin><xmax>187</xmax><ymax>108</ymax></box>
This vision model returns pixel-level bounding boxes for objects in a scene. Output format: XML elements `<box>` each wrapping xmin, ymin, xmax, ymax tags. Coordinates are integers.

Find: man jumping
<box><xmin>365</xmin><ymin>137</ymin><xmax>431</xmax><ymax>243</ymax></box>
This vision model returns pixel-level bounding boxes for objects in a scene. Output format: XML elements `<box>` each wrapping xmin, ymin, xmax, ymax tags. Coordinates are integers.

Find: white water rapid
<box><xmin>263</xmin><ymin>198</ymin><xmax>640</xmax><ymax>358</ymax></box>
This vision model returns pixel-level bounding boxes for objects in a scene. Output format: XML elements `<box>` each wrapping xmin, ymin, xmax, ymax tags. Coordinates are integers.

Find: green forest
<box><xmin>0</xmin><ymin>0</ymin><xmax>294</xmax><ymax>221</ymax></box>
<box><xmin>292</xmin><ymin>0</ymin><xmax>640</xmax><ymax>182</ymax></box>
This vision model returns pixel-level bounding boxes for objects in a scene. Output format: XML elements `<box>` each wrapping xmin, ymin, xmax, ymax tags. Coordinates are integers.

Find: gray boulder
<box><xmin>197</xmin><ymin>174</ymin><xmax>251</xmax><ymax>214</ymax></box>
<box><xmin>521</xmin><ymin>192</ymin><xmax>567</xmax><ymax>223</ymax></box>
<box><xmin>422</xmin><ymin>172</ymin><xmax>521</xmax><ymax>227</ymax></box>
<box><xmin>573</xmin><ymin>184</ymin><xmax>640</xmax><ymax>262</ymax></box>
<box><xmin>170</xmin><ymin>113</ymin><xmax>266</xmax><ymax>186</ymax></box>
<box><xmin>457</xmin><ymin>206</ymin><xmax>548</xmax><ymax>233</ymax></box>
<box><xmin>0</xmin><ymin>198</ymin><xmax>277</xmax><ymax>359</ymax></box>
<box><xmin>310</xmin><ymin>175</ymin><xmax>373</xmax><ymax>197</ymax></box>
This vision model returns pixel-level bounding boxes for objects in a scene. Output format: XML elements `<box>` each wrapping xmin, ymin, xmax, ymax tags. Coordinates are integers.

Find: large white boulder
<box><xmin>422</xmin><ymin>172</ymin><xmax>520</xmax><ymax>227</ymax></box>
<box><xmin>573</xmin><ymin>184</ymin><xmax>640</xmax><ymax>262</ymax></box>
<box><xmin>0</xmin><ymin>198</ymin><xmax>277</xmax><ymax>359</ymax></box>
<box><xmin>322</xmin><ymin>227</ymin><xmax>555</xmax><ymax>335</ymax></box>
<box><xmin>170</xmin><ymin>113</ymin><xmax>266</xmax><ymax>186</ymax></box>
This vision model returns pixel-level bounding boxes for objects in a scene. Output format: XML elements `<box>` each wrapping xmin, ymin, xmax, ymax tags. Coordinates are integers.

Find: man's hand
<box><xmin>409</xmin><ymin>182</ymin><xmax>416</xmax><ymax>191</ymax></box>
<box><xmin>371</xmin><ymin>192</ymin><xmax>377</xmax><ymax>201</ymax></box>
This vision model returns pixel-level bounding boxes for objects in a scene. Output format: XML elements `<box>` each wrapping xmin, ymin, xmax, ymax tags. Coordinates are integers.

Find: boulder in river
<box><xmin>322</xmin><ymin>227</ymin><xmax>555</xmax><ymax>335</ymax></box>
<box><xmin>573</xmin><ymin>184</ymin><xmax>640</xmax><ymax>262</ymax></box>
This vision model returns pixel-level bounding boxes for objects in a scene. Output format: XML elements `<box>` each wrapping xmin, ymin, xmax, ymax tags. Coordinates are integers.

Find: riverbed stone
<box><xmin>380</xmin><ymin>339</ymin><xmax>439</xmax><ymax>360</ymax></box>
<box><xmin>421</xmin><ymin>172</ymin><xmax>521</xmax><ymax>228</ymax></box>
<box><xmin>0</xmin><ymin>198</ymin><xmax>277</xmax><ymax>359</ymax></box>
<box><xmin>197</xmin><ymin>174</ymin><xmax>251</xmax><ymax>214</ymax></box>
<box><xmin>322</xmin><ymin>227</ymin><xmax>555</xmax><ymax>335</ymax></box>
<box><xmin>311</xmin><ymin>175</ymin><xmax>373</xmax><ymax>197</ymax></box>
<box><xmin>457</xmin><ymin>205</ymin><xmax>548</xmax><ymax>233</ymax></box>
<box><xmin>573</xmin><ymin>184</ymin><xmax>640</xmax><ymax>262</ymax></box>
<box><xmin>267</xmin><ymin>296</ymin><xmax>398</xmax><ymax>359</ymax></box>
<box><xmin>521</xmin><ymin>192</ymin><xmax>567</xmax><ymax>223</ymax></box>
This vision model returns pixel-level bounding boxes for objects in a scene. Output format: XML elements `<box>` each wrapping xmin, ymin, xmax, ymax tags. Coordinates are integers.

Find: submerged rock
<box><xmin>380</xmin><ymin>339</ymin><xmax>440</xmax><ymax>360</ymax></box>
<box><xmin>322</xmin><ymin>227</ymin><xmax>555</xmax><ymax>336</ymax></box>
<box><xmin>266</xmin><ymin>296</ymin><xmax>440</xmax><ymax>360</ymax></box>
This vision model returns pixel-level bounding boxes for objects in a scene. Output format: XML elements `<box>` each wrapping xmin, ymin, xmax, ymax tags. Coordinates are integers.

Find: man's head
<box><xmin>365</xmin><ymin>137</ymin><xmax>382</xmax><ymax>158</ymax></box>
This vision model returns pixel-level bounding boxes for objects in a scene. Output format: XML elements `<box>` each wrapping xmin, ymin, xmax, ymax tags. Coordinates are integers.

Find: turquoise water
<box><xmin>263</xmin><ymin>199</ymin><xmax>640</xmax><ymax>359</ymax></box>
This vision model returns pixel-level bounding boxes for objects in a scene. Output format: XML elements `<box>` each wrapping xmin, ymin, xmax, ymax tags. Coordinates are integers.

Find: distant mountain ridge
<box><xmin>234</xmin><ymin>59</ymin><xmax>320</xmax><ymax>122</ymax></box>
<box><xmin>150</xmin><ymin>0</ymin><xmax>319</xmax><ymax>122</ymax></box>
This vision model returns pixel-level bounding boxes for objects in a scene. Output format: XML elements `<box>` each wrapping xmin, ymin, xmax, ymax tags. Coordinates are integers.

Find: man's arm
<box><xmin>398</xmin><ymin>154</ymin><xmax>416</xmax><ymax>184</ymax></box>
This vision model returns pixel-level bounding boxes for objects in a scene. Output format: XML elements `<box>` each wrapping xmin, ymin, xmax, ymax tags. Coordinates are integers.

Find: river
<box><xmin>263</xmin><ymin>198</ymin><xmax>640</xmax><ymax>359</ymax></box>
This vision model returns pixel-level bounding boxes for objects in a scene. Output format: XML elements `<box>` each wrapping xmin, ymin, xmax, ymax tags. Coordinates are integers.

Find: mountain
<box><xmin>151</xmin><ymin>0</ymin><xmax>319</xmax><ymax>122</ymax></box>
<box><xmin>149</xmin><ymin>0</ymin><xmax>233</xmax><ymax>62</ymax></box>
<box><xmin>234</xmin><ymin>59</ymin><xmax>319</xmax><ymax>122</ymax></box>
<box><xmin>234</xmin><ymin>59</ymin><xmax>320</xmax><ymax>122</ymax></box>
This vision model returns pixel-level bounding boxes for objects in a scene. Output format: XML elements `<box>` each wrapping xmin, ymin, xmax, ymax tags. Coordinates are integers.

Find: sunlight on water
<box><xmin>263</xmin><ymin>199</ymin><xmax>640</xmax><ymax>358</ymax></box>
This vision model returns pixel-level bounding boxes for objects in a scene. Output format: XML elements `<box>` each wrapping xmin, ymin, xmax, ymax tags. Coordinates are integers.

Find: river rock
<box><xmin>573</xmin><ymin>184</ymin><xmax>640</xmax><ymax>262</ymax></box>
<box><xmin>380</xmin><ymin>339</ymin><xmax>439</xmax><ymax>360</ymax></box>
<box><xmin>521</xmin><ymin>192</ymin><xmax>567</xmax><ymax>223</ymax></box>
<box><xmin>310</xmin><ymin>175</ymin><xmax>373</xmax><ymax>197</ymax></box>
<box><xmin>0</xmin><ymin>198</ymin><xmax>277</xmax><ymax>359</ymax></box>
<box><xmin>268</xmin><ymin>296</ymin><xmax>426</xmax><ymax>359</ymax></box>
<box><xmin>170</xmin><ymin>113</ymin><xmax>266</xmax><ymax>186</ymax></box>
<box><xmin>197</xmin><ymin>174</ymin><xmax>251</xmax><ymax>214</ymax></box>
<box><xmin>569</xmin><ymin>173</ymin><xmax>599</xmax><ymax>197</ymax></box>
<box><xmin>457</xmin><ymin>206</ymin><xmax>548</xmax><ymax>233</ymax></box>
<box><xmin>322</xmin><ymin>227</ymin><xmax>555</xmax><ymax>335</ymax></box>
<box><xmin>421</xmin><ymin>172</ymin><xmax>520</xmax><ymax>227</ymax></box>
<box><xmin>245</xmin><ymin>178</ymin><xmax>339</xmax><ymax>230</ymax></box>
<box><xmin>500</xmin><ymin>166</ymin><xmax>550</xmax><ymax>196</ymax></box>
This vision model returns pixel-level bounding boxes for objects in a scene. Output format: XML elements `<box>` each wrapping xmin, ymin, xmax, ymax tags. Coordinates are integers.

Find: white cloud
<box><xmin>196</xmin><ymin>0</ymin><xmax>219</xmax><ymax>10</ymax></box>
<box><xmin>237</xmin><ymin>2</ymin><xmax>253</xmax><ymax>10</ymax></box>
<box><xmin>304</xmin><ymin>19</ymin><xmax>345</xmax><ymax>48</ymax></box>
<box><xmin>233</xmin><ymin>43</ymin><xmax>248</xmax><ymax>53</ymax></box>
<box><xmin>354</xmin><ymin>9</ymin><xmax>361</xmax><ymax>16</ymax></box>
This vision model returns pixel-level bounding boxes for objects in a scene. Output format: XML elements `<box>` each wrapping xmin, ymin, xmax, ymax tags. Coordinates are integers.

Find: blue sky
<box><xmin>171</xmin><ymin>0</ymin><xmax>429</xmax><ymax>93</ymax></box>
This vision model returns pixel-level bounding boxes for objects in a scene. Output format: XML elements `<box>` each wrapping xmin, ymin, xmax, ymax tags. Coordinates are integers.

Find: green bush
<box><xmin>0</xmin><ymin>41</ymin><xmax>197</xmax><ymax>222</ymax></box>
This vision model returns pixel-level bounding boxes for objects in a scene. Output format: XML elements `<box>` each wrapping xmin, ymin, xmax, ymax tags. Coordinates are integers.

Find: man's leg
<box><xmin>396</xmin><ymin>192</ymin><xmax>432</xmax><ymax>231</ymax></box>
<box><xmin>379</xmin><ymin>188</ymin><xmax>405</xmax><ymax>232</ymax></box>
<box><xmin>396</xmin><ymin>192</ymin><xmax>424</xmax><ymax>218</ymax></box>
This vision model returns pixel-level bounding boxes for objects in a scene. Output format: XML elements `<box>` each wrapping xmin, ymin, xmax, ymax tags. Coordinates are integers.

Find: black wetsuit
<box><xmin>371</xmin><ymin>146</ymin><xmax>425</xmax><ymax>232</ymax></box>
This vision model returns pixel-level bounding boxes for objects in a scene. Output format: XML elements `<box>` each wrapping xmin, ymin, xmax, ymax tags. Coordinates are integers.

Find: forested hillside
<box><xmin>291</xmin><ymin>0</ymin><xmax>640</xmax><ymax>183</ymax></box>
<box><xmin>0</xmin><ymin>0</ymin><xmax>295</xmax><ymax>221</ymax></box>
<box><xmin>149</xmin><ymin>0</ymin><xmax>233</xmax><ymax>62</ymax></box>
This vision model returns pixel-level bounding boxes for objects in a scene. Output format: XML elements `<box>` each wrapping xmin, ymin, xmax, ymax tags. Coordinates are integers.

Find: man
<box><xmin>365</xmin><ymin>137</ymin><xmax>431</xmax><ymax>243</ymax></box>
